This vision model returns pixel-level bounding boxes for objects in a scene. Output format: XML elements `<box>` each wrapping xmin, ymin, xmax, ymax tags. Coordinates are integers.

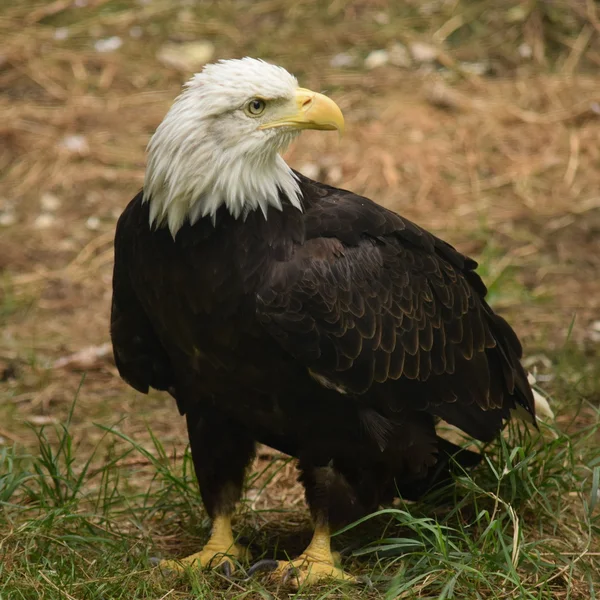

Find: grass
<box><xmin>1</xmin><ymin>357</ymin><xmax>599</xmax><ymax>599</ymax></box>
<box><xmin>1</xmin><ymin>0</ymin><xmax>600</xmax><ymax>598</ymax></box>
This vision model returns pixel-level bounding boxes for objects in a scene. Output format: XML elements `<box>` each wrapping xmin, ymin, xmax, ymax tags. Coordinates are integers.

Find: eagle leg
<box><xmin>248</xmin><ymin>462</ymin><xmax>358</xmax><ymax>587</ymax></box>
<box><xmin>159</xmin><ymin>404</ymin><xmax>255</xmax><ymax>574</ymax></box>
<box><xmin>262</xmin><ymin>523</ymin><xmax>357</xmax><ymax>588</ymax></box>
<box><xmin>159</xmin><ymin>513</ymin><xmax>250</xmax><ymax>573</ymax></box>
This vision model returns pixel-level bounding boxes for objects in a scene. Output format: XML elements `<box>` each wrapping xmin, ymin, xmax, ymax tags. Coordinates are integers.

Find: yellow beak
<box><xmin>259</xmin><ymin>88</ymin><xmax>345</xmax><ymax>133</ymax></box>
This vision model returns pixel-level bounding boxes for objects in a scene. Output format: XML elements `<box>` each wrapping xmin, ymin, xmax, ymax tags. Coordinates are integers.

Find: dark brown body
<box><xmin>111</xmin><ymin>172</ymin><xmax>535</xmax><ymax>527</ymax></box>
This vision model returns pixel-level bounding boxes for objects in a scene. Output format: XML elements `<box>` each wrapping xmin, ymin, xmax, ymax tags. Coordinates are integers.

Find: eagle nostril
<box><xmin>302</xmin><ymin>97</ymin><xmax>313</xmax><ymax>109</ymax></box>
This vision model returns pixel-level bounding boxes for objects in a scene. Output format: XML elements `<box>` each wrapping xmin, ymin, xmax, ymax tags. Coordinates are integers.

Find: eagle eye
<box><xmin>246</xmin><ymin>98</ymin><xmax>266</xmax><ymax>116</ymax></box>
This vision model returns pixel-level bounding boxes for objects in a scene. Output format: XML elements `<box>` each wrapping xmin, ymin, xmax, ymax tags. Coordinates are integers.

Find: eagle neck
<box><xmin>143</xmin><ymin>135</ymin><xmax>303</xmax><ymax>238</ymax></box>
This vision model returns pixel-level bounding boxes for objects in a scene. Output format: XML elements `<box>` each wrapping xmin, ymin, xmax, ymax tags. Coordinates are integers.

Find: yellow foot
<box><xmin>159</xmin><ymin>541</ymin><xmax>250</xmax><ymax>574</ymax></box>
<box><xmin>158</xmin><ymin>514</ymin><xmax>250</xmax><ymax>575</ymax></box>
<box><xmin>248</xmin><ymin>523</ymin><xmax>357</xmax><ymax>588</ymax></box>
<box><xmin>266</xmin><ymin>553</ymin><xmax>357</xmax><ymax>588</ymax></box>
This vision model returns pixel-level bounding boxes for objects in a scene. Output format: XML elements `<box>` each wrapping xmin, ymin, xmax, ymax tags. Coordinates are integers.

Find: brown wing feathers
<box><xmin>258</xmin><ymin>177</ymin><xmax>535</xmax><ymax>441</ymax></box>
<box><xmin>113</xmin><ymin>177</ymin><xmax>534</xmax><ymax>446</ymax></box>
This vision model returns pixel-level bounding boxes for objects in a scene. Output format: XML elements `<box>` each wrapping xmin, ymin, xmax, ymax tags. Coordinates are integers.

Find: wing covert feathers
<box><xmin>110</xmin><ymin>193</ymin><xmax>175</xmax><ymax>397</ymax></box>
<box><xmin>258</xmin><ymin>175</ymin><xmax>536</xmax><ymax>441</ymax></box>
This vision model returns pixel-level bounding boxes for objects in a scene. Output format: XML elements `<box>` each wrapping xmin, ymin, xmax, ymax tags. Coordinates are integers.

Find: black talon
<box><xmin>220</xmin><ymin>560</ymin><xmax>233</xmax><ymax>579</ymax></box>
<box><xmin>282</xmin><ymin>566</ymin><xmax>299</xmax><ymax>586</ymax></box>
<box><xmin>246</xmin><ymin>559</ymin><xmax>280</xmax><ymax>577</ymax></box>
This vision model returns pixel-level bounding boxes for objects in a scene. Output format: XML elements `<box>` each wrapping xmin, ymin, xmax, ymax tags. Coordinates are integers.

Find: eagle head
<box><xmin>144</xmin><ymin>57</ymin><xmax>344</xmax><ymax>236</ymax></box>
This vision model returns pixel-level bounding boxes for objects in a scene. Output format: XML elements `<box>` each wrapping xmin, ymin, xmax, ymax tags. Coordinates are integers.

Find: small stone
<box><xmin>157</xmin><ymin>41</ymin><xmax>215</xmax><ymax>72</ymax></box>
<box><xmin>373</xmin><ymin>11</ymin><xmax>389</xmax><ymax>25</ymax></box>
<box><xmin>54</xmin><ymin>27</ymin><xmax>69</xmax><ymax>41</ymax></box>
<box><xmin>425</xmin><ymin>81</ymin><xmax>470</xmax><ymax>112</ymax></box>
<box><xmin>129</xmin><ymin>26</ymin><xmax>143</xmax><ymax>38</ymax></box>
<box><xmin>388</xmin><ymin>43</ymin><xmax>411</xmax><ymax>68</ymax></box>
<box><xmin>518</xmin><ymin>43</ymin><xmax>532</xmax><ymax>59</ymax></box>
<box><xmin>329</xmin><ymin>52</ymin><xmax>356</xmax><ymax>69</ymax></box>
<box><xmin>34</xmin><ymin>213</ymin><xmax>56</xmax><ymax>229</ymax></box>
<box><xmin>409</xmin><ymin>42</ymin><xmax>438</xmax><ymax>64</ymax></box>
<box><xmin>589</xmin><ymin>320</ymin><xmax>600</xmax><ymax>343</ymax></box>
<box><xmin>58</xmin><ymin>134</ymin><xmax>89</xmax><ymax>155</ymax></box>
<box><xmin>40</xmin><ymin>192</ymin><xmax>61</xmax><ymax>212</ymax></box>
<box><xmin>364</xmin><ymin>50</ymin><xmax>389</xmax><ymax>70</ymax></box>
<box><xmin>94</xmin><ymin>36</ymin><xmax>123</xmax><ymax>53</ymax></box>
<box><xmin>459</xmin><ymin>61</ymin><xmax>489</xmax><ymax>76</ymax></box>
<box><xmin>86</xmin><ymin>216</ymin><xmax>101</xmax><ymax>230</ymax></box>
<box><xmin>0</xmin><ymin>211</ymin><xmax>17</xmax><ymax>226</ymax></box>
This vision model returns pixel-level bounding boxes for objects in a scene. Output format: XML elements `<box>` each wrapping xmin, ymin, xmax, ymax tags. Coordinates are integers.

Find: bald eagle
<box><xmin>111</xmin><ymin>57</ymin><xmax>536</xmax><ymax>586</ymax></box>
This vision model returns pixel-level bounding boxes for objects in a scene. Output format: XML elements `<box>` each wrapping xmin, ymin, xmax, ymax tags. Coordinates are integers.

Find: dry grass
<box><xmin>1</xmin><ymin>1</ymin><xmax>599</xmax><ymax>598</ymax></box>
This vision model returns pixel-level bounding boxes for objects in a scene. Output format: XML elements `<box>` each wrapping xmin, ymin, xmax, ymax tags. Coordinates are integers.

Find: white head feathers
<box><xmin>144</xmin><ymin>58</ymin><xmax>304</xmax><ymax>236</ymax></box>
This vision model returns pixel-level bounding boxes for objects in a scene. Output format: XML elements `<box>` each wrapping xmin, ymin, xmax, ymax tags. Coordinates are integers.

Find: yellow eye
<box><xmin>246</xmin><ymin>98</ymin><xmax>266</xmax><ymax>116</ymax></box>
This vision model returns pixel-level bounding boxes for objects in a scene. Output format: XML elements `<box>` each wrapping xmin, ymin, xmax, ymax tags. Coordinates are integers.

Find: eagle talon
<box><xmin>254</xmin><ymin>524</ymin><xmax>358</xmax><ymax>588</ymax></box>
<box><xmin>220</xmin><ymin>560</ymin><xmax>233</xmax><ymax>579</ymax></box>
<box><xmin>246</xmin><ymin>558</ymin><xmax>281</xmax><ymax>577</ymax></box>
<box><xmin>157</xmin><ymin>515</ymin><xmax>250</xmax><ymax>575</ymax></box>
<box><xmin>282</xmin><ymin>565</ymin><xmax>300</xmax><ymax>586</ymax></box>
<box><xmin>158</xmin><ymin>549</ymin><xmax>245</xmax><ymax>575</ymax></box>
<box><xmin>265</xmin><ymin>555</ymin><xmax>357</xmax><ymax>588</ymax></box>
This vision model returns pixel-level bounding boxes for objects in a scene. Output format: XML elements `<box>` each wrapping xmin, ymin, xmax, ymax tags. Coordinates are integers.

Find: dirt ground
<box><xmin>1</xmin><ymin>0</ymin><xmax>600</xmax><ymax>561</ymax></box>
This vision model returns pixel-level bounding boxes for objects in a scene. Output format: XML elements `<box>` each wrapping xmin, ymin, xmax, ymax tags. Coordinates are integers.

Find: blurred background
<box><xmin>1</xmin><ymin>0</ymin><xmax>599</xmax><ymax>585</ymax></box>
